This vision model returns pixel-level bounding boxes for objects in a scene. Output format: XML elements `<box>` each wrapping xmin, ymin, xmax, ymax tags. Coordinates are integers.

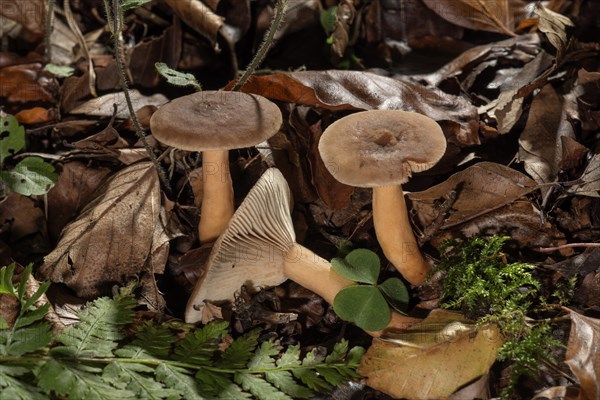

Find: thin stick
<box><xmin>44</xmin><ymin>0</ymin><xmax>56</xmax><ymax>62</ymax></box>
<box><xmin>105</xmin><ymin>0</ymin><xmax>172</xmax><ymax>195</ymax></box>
<box><xmin>536</xmin><ymin>243</ymin><xmax>600</xmax><ymax>253</ymax></box>
<box><xmin>231</xmin><ymin>0</ymin><xmax>288</xmax><ymax>92</ymax></box>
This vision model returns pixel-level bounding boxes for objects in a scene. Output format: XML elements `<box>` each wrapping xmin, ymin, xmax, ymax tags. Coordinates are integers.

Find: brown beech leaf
<box><xmin>534</xmin><ymin>3</ymin><xmax>574</xmax><ymax>60</ymax></box>
<box><xmin>40</xmin><ymin>161</ymin><xmax>162</xmax><ymax>298</ymax></box>
<box><xmin>15</xmin><ymin>107</ymin><xmax>56</xmax><ymax>124</ymax></box>
<box><xmin>46</xmin><ymin>162</ymin><xmax>112</xmax><ymax>241</ymax></box>
<box><xmin>358</xmin><ymin>309</ymin><xmax>503</xmax><ymax>400</ymax></box>
<box><xmin>433</xmin><ymin>200</ymin><xmax>567</xmax><ymax>250</ymax></box>
<box><xmin>417</xmin><ymin>33</ymin><xmax>540</xmax><ymax>88</ymax></box>
<box><xmin>568</xmin><ymin>154</ymin><xmax>600</xmax><ymax>198</ymax></box>
<box><xmin>163</xmin><ymin>0</ymin><xmax>224</xmax><ymax>47</ymax></box>
<box><xmin>479</xmin><ymin>50</ymin><xmax>555</xmax><ymax>134</ymax></box>
<box><xmin>130</xmin><ymin>18</ymin><xmax>182</xmax><ymax>88</ymax></box>
<box><xmin>0</xmin><ymin>63</ymin><xmax>57</xmax><ymax>103</ymax></box>
<box><xmin>0</xmin><ymin>0</ymin><xmax>47</xmax><ymax>38</ymax></box>
<box><xmin>68</xmin><ymin>90</ymin><xmax>168</xmax><ymax>119</ymax></box>
<box><xmin>518</xmin><ymin>84</ymin><xmax>575</xmax><ymax>186</ymax></box>
<box><xmin>409</xmin><ymin>162</ymin><xmax>537</xmax><ymax>230</ymax></box>
<box><xmin>234</xmin><ymin>71</ymin><xmax>479</xmax><ymax>145</ymax></box>
<box><xmin>422</xmin><ymin>0</ymin><xmax>521</xmax><ymax>36</ymax></box>
<box><xmin>565</xmin><ymin>309</ymin><xmax>600</xmax><ymax>400</ymax></box>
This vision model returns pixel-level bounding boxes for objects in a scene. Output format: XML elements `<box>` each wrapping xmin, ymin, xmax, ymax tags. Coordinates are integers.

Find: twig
<box><xmin>44</xmin><ymin>0</ymin><xmax>56</xmax><ymax>62</ymax></box>
<box><xmin>536</xmin><ymin>243</ymin><xmax>600</xmax><ymax>253</ymax></box>
<box><xmin>104</xmin><ymin>0</ymin><xmax>172</xmax><ymax>196</ymax></box>
<box><xmin>230</xmin><ymin>0</ymin><xmax>288</xmax><ymax>92</ymax></box>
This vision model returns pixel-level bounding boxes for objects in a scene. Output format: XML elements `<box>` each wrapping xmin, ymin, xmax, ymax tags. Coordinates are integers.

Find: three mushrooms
<box><xmin>150</xmin><ymin>92</ymin><xmax>447</xmax><ymax>332</ymax></box>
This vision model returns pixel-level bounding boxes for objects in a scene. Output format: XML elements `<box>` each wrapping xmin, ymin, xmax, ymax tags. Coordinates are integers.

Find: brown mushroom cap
<box><xmin>318</xmin><ymin>110</ymin><xmax>446</xmax><ymax>187</ymax></box>
<box><xmin>150</xmin><ymin>91</ymin><xmax>282</xmax><ymax>151</ymax></box>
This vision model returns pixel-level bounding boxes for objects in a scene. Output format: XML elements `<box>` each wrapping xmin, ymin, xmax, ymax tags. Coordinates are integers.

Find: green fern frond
<box><xmin>174</xmin><ymin>320</ymin><xmax>228</xmax><ymax>365</ymax></box>
<box><xmin>0</xmin><ymin>264</ymin><xmax>364</xmax><ymax>399</ymax></box>
<box><xmin>52</xmin><ymin>294</ymin><xmax>136</xmax><ymax>358</ymax></box>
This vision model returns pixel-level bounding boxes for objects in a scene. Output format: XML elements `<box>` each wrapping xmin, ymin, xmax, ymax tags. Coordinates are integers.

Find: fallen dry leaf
<box><xmin>422</xmin><ymin>0</ymin><xmax>521</xmax><ymax>37</ymax></box>
<box><xmin>40</xmin><ymin>161</ymin><xmax>163</xmax><ymax>298</ymax></box>
<box><xmin>68</xmin><ymin>90</ymin><xmax>168</xmax><ymax>119</ymax></box>
<box><xmin>0</xmin><ymin>0</ymin><xmax>47</xmax><ymax>38</ymax></box>
<box><xmin>568</xmin><ymin>154</ymin><xmax>600</xmax><ymax>197</ymax></box>
<box><xmin>409</xmin><ymin>161</ymin><xmax>538</xmax><ymax>230</ymax></box>
<box><xmin>436</xmin><ymin>200</ymin><xmax>567</xmax><ymax>249</ymax></box>
<box><xmin>0</xmin><ymin>63</ymin><xmax>57</xmax><ymax>103</ymax></box>
<box><xmin>0</xmin><ymin>192</ymin><xmax>46</xmax><ymax>242</ymax></box>
<box><xmin>564</xmin><ymin>309</ymin><xmax>600</xmax><ymax>400</ymax></box>
<box><xmin>163</xmin><ymin>0</ymin><xmax>224</xmax><ymax>47</ymax></box>
<box><xmin>534</xmin><ymin>3</ymin><xmax>575</xmax><ymax>60</ymax></box>
<box><xmin>14</xmin><ymin>107</ymin><xmax>56</xmax><ymax>124</ymax></box>
<box><xmin>358</xmin><ymin>309</ymin><xmax>503</xmax><ymax>400</ymax></box>
<box><xmin>232</xmin><ymin>70</ymin><xmax>480</xmax><ymax>146</ymax></box>
<box><xmin>479</xmin><ymin>50</ymin><xmax>555</xmax><ymax>134</ymax></box>
<box><xmin>416</xmin><ymin>33</ymin><xmax>540</xmax><ymax>88</ymax></box>
<box><xmin>130</xmin><ymin>18</ymin><xmax>182</xmax><ymax>88</ymax></box>
<box><xmin>46</xmin><ymin>162</ymin><xmax>112</xmax><ymax>241</ymax></box>
<box><xmin>518</xmin><ymin>84</ymin><xmax>575</xmax><ymax>186</ymax></box>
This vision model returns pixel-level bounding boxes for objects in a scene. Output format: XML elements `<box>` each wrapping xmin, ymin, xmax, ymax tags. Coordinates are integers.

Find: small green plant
<box><xmin>155</xmin><ymin>62</ymin><xmax>202</xmax><ymax>91</ymax></box>
<box><xmin>0</xmin><ymin>114</ymin><xmax>57</xmax><ymax>199</ymax></box>
<box><xmin>435</xmin><ymin>236</ymin><xmax>563</xmax><ymax>398</ymax></box>
<box><xmin>0</xmin><ymin>264</ymin><xmax>363</xmax><ymax>399</ymax></box>
<box><xmin>332</xmin><ymin>249</ymin><xmax>409</xmax><ymax>331</ymax></box>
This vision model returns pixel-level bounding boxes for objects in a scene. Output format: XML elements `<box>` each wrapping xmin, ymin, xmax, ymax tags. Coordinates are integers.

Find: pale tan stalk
<box><xmin>283</xmin><ymin>243</ymin><xmax>421</xmax><ymax>336</ymax></box>
<box><xmin>199</xmin><ymin>150</ymin><xmax>233</xmax><ymax>243</ymax></box>
<box><xmin>283</xmin><ymin>243</ymin><xmax>353</xmax><ymax>305</ymax></box>
<box><xmin>372</xmin><ymin>186</ymin><xmax>430</xmax><ymax>285</ymax></box>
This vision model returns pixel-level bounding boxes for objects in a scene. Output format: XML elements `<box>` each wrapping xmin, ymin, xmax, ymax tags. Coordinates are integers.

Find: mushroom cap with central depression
<box><xmin>150</xmin><ymin>91</ymin><xmax>282</xmax><ymax>151</ymax></box>
<box><xmin>318</xmin><ymin>110</ymin><xmax>446</xmax><ymax>187</ymax></box>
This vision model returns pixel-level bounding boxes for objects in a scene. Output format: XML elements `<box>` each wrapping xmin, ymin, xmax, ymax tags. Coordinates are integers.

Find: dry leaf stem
<box><xmin>231</xmin><ymin>0</ymin><xmax>288</xmax><ymax>92</ymax></box>
<box><xmin>44</xmin><ymin>0</ymin><xmax>56</xmax><ymax>62</ymax></box>
<box><xmin>104</xmin><ymin>0</ymin><xmax>172</xmax><ymax>196</ymax></box>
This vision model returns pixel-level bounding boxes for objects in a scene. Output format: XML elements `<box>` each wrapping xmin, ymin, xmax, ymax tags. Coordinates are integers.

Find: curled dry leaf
<box><xmin>358</xmin><ymin>309</ymin><xmax>503</xmax><ymax>400</ymax></box>
<box><xmin>409</xmin><ymin>161</ymin><xmax>537</xmax><ymax>230</ymax></box>
<box><xmin>46</xmin><ymin>162</ymin><xmax>112</xmax><ymax>241</ymax></box>
<box><xmin>417</xmin><ymin>33</ymin><xmax>540</xmax><ymax>88</ymax></box>
<box><xmin>40</xmin><ymin>161</ymin><xmax>164</xmax><ymax>298</ymax></box>
<box><xmin>437</xmin><ymin>200</ymin><xmax>567</xmax><ymax>250</ymax></box>
<box><xmin>0</xmin><ymin>0</ymin><xmax>47</xmax><ymax>38</ymax></box>
<box><xmin>232</xmin><ymin>71</ymin><xmax>480</xmax><ymax>145</ymax></box>
<box><xmin>534</xmin><ymin>3</ymin><xmax>575</xmax><ymax>60</ymax></box>
<box><xmin>68</xmin><ymin>90</ymin><xmax>168</xmax><ymax>119</ymax></box>
<box><xmin>564</xmin><ymin>309</ymin><xmax>600</xmax><ymax>400</ymax></box>
<box><xmin>0</xmin><ymin>63</ymin><xmax>57</xmax><ymax>103</ymax></box>
<box><xmin>422</xmin><ymin>0</ymin><xmax>521</xmax><ymax>37</ymax></box>
<box><xmin>163</xmin><ymin>0</ymin><xmax>224</xmax><ymax>47</ymax></box>
<box><xmin>568</xmin><ymin>154</ymin><xmax>600</xmax><ymax>198</ymax></box>
<box><xmin>518</xmin><ymin>84</ymin><xmax>575</xmax><ymax>187</ymax></box>
<box><xmin>479</xmin><ymin>50</ymin><xmax>555</xmax><ymax>134</ymax></box>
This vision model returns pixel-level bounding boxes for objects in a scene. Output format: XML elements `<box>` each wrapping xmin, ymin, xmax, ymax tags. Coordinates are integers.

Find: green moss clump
<box><xmin>436</xmin><ymin>236</ymin><xmax>563</xmax><ymax>398</ymax></box>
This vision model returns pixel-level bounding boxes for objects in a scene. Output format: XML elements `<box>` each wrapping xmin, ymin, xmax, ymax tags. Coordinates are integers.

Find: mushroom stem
<box><xmin>199</xmin><ymin>150</ymin><xmax>234</xmax><ymax>243</ymax></box>
<box><xmin>372</xmin><ymin>186</ymin><xmax>430</xmax><ymax>285</ymax></box>
<box><xmin>283</xmin><ymin>243</ymin><xmax>421</xmax><ymax>336</ymax></box>
<box><xmin>283</xmin><ymin>243</ymin><xmax>354</xmax><ymax>304</ymax></box>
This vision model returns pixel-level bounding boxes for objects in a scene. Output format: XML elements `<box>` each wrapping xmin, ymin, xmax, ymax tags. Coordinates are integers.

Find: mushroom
<box><xmin>318</xmin><ymin>110</ymin><xmax>446</xmax><ymax>285</ymax></box>
<box><xmin>149</xmin><ymin>91</ymin><xmax>282</xmax><ymax>243</ymax></box>
<box><xmin>185</xmin><ymin>168</ymin><xmax>418</xmax><ymax>335</ymax></box>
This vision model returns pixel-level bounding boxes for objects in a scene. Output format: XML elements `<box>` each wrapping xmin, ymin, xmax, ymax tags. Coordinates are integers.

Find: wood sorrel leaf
<box><xmin>0</xmin><ymin>157</ymin><xmax>57</xmax><ymax>196</ymax></box>
<box><xmin>0</xmin><ymin>114</ymin><xmax>25</xmax><ymax>165</ymax></box>
<box><xmin>332</xmin><ymin>249</ymin><xmax>380</xmax><ymax>284</ymax></box>
<box><xmin>333</xmin><ymin>285</ymin><xmax>390</xmax><ymax>331</ymax></box>
<box><xmin>379</xmin><ymin>278</ymin><xmax>409</xmax><ymax>313</ymax></box>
